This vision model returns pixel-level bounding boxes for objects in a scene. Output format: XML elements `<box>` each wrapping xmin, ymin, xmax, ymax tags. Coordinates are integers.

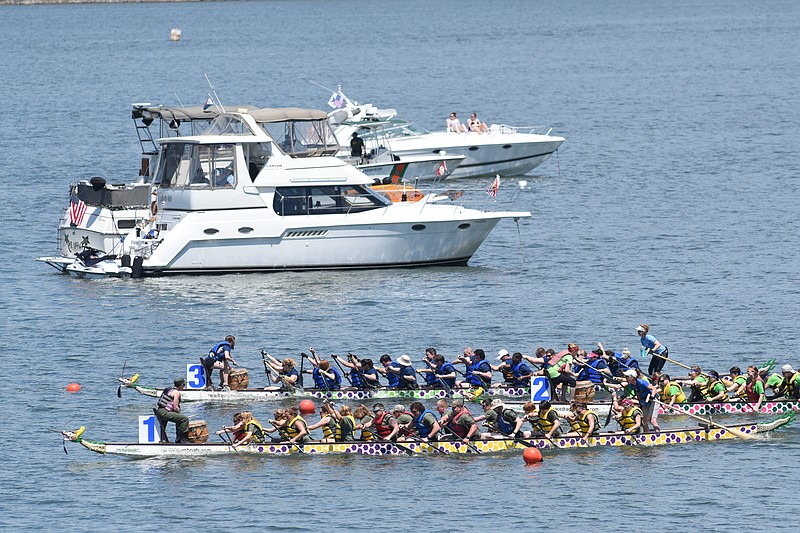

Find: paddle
<box><xmin>654</xmin><ymin>399</ymin><xmax>754</xmax><ymax>440</ymax></box>
<box><xmin>440</xmin><ymin>426</ymin><xmax>482</xmax><ymax>454</ymax></box>
<box><xmin>268</xmin><ymin>420</ymin><xmax>306</xmax><ymax>454</ymax></box>
<box><xmin>331</xmin><ymin>354</ymin><xmax>354</xmax><ymax>387</ymax></box>
<box><xmin>116</xmin><ymin>359</ymin><xmax>128</xmax><ymax>398</ymax></box>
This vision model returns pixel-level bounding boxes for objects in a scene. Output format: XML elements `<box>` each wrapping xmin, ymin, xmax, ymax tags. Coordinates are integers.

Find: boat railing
<box><xmin>490</xmin><ymin>124</ymin><xmax>555</xmax><ymax>136</ymax></box>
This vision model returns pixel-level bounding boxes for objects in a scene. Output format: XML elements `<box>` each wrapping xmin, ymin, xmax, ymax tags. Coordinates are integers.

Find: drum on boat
<box><xmin>187</xmin><ymin>420</ymin><xmax>209</xmax><ymax>443</ymax></box>
<box><xmin>229</xmin><ymin>369</ymin><xmax>249</xmax><ymax>390</ymax></box>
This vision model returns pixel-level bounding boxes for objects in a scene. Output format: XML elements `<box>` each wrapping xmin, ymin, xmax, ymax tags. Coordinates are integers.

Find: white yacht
<box><xmin>39</xmin><ymin>109</ymin><xmax>530</xmax><ymax>276</ymax></box>
<box><xmin>327</xmin><ymin>92</ymin><xmax>565</xmax><ymax>178</ymax></box>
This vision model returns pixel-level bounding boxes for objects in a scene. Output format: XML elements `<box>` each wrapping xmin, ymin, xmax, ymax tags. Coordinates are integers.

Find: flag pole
<box><xmin>204</xmin><ymin>73</ymin><xmax>225</xmax><ymax>113</ymax></box>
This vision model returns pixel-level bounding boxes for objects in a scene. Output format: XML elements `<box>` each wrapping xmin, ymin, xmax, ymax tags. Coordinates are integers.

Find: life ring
<box><xmin>150</xmin><ymin>200</ymin><xmax>158</xmax><ymax>216</ymax></box>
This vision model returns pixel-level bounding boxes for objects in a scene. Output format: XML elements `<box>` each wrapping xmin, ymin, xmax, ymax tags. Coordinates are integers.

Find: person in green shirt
<box><xmin>745</xmin><ymin>365</ymin><xmax>766</xmax><ymax>411</ymax></box>
<box><xmin>725</xmin><ymin>366</ymin><xmax>748</xmax><ymax>399</ymax></box>
<box><xmin>760</xmin><ymin>370</ymin><xmax>783</xmax><ymax>398</ymax></box>
<box><xmin>682</xmin><ymin>366</ymin><xmax>708</xmax><ymax>402</ymax></box>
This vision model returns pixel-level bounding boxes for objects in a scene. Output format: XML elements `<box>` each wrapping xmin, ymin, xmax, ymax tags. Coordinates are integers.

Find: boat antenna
<box><xmin>204</xmin><ymin>73</ymin><xmax>225</xmax><ymax>113</ymax></box>
<box><xmin>309</xmin><ymin>80</ymin><xmax>338</xmax><ymax>93</ymax></box>
<box><xmin>173</xmin><ymin>92</ymin><xmax>185</xmax><ymax>107</ymax></box>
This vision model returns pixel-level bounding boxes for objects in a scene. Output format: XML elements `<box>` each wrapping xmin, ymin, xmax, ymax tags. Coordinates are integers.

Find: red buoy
<box><xmin>299</xmin><ymin>399</ymin><xmax>315</xmax><ymax>415</ymax></box>
<box><xmin>523</xmin><ymin>446</ymin><xmax>542</xmax><ymax>464</ymax></box>
<box><xmin>66</xmin><ymin>382</ymin><xmax>82</xmax><ymax>392</ymax></box>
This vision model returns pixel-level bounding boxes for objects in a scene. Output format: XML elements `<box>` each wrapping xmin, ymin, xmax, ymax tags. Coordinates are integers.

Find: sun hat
<box><xmin>623</xmin><ymin>369</ymin><xmax>637</xmax><ymax>378</ymax></box>
<box><xmin>490</xmin><ymin>398</ymin><xmax>505</xmax><ymax>409</ymax></box>
<box><xmin>174</xmin><ymin>377</ymin><xmax>186</xmax><ymax>387</ymax></box>
<box><xmin>782</xmin><ymin>364</ymin><xmax>794</xmax><ymax>374</ymax></box>
<box><xmin>451</xmin><ymin>399</ymin><xmax>465</xmax><ymax>407</ymax></box>
<box><xmin>636</xmin><ymin>326</ymin><xmax>645</xmax><ymax>333</ymax></box>
<box><xmin>397</xmin><ymin>355</ymin><xmax>413</xmax><ymax>367</ymax></box>
<box><xmin>392</xmin><ymin>404</ymin><xmax>405</xmax><ymax>413</ymax></box>
<box><xmin>497</xmin><ymin>349</ymin><xmax>510</xmax><ymax>360</ymax></box>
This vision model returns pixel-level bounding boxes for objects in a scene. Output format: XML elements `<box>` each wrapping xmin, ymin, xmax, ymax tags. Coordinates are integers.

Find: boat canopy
<box><xmin>251</xmin><ymin>108</ymin><xmax>340</xmax><ymax>158</ymax></box>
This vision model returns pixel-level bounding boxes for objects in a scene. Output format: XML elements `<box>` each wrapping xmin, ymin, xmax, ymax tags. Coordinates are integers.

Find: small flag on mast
<box><xmin>435</xmin><ymin>160</ymin><xmax>448</xmax><ymax>177</ymax></box>
<box><xmin>203</xmin><ymin>96</ymin><xmax>214</xmax><ymax>111</ymax></box>
<box><xmin>69</xmin><ymin>193</ymin><xmax>87</xmax><ymax>226</ymax></box>
<box><xmin>486</xmin><ymin>175</ymin><xmax>500</xmax><ymax>198</ymax></box>
<box><xmin>328</xmin><ymin>91</ymin><xmax>346</xmax><ymax>109</ymax></box>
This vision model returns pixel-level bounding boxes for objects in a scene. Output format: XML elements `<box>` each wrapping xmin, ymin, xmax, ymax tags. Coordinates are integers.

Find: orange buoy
<box><xmin>299</xmin><ymin>399</ymin><xmax>315</xmax><ymax>415</ymax></box>
<box><xmin>66</xmin><ymin>382</ymin><xmax>82</xmax><ymax>392</ymax></box>
<box><xmin>523</xmin><ymin>446</ymin><xmax>542</xmax><ymax>465</ymax></box>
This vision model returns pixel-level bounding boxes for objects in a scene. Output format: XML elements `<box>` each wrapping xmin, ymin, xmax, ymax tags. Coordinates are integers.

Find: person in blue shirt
<box><xmin>623</xmin><ymin>369</ymin><xmax>660</xmax><ymax>432</ymax></box>
<box><xmin>637</xmin><ymin>324</ymin><xmax>669</xmax><ymax>375</ymax></box>
<box><xmin>200</xmin><ymin>335</ymin><xmax>238</xmax><ymax>391</ymax></box>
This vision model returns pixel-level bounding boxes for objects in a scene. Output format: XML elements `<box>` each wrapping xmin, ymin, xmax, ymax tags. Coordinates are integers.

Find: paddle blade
<box><xmin>117</xmin><ymin>385</ymin><xmax>122</xmax><ymax>398</ymax></box>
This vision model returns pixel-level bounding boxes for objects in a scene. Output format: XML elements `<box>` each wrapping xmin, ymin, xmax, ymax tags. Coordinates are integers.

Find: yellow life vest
<box><xmin>246</xmin><ymin>419</ymin><xmax>266</xmax><ymax>443</ymax></box>
<box><xmin>705</xmin><ymin>379</ymin><xmax>726</xmax><ymax>400</ymax></box>
<box><xmin>618</xmin><ymin>405</ymin><xmax>643</xmax><ymax>432</ymax></box>
<box><xmin>572</xmin><ymin>410</ymin><xmax>599</xmax><ymax>435</ymax></box>
<box><xmin>359</xmin><ymin>416</ymin><xmax>375</xmax><ymax>441</ymax></box>
<box><xmin>321</xmin><ymin>416</ymin><xmax>338</xmax><ymax>440</ymax></box>
<box><xmin>661</xmin><ymin>381</ymin><xmax>686</xmax><ymax>403</ymax></box>
<box><xmin>285</xmin><ymin>415</ymin><xmax>308</xmax><ymax>439</ymax></box>
<box><xmin>537</xmin><ymin>406</ymin><xmax>559</xmax><ymax>433</ymax></box>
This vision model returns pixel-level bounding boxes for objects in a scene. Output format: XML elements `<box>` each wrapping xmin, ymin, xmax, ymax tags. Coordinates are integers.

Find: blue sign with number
<box><xmin>186</xmin><ymin>363</ymin><xmax>206</xmax><ymax>389</ymax></box>
<box><xmin>531</xmin><ymin>376</ymin><xmax>551</xmax><ymax>402</ymax></box>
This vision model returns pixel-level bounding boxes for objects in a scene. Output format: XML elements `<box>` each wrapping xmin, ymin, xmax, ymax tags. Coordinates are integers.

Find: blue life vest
<box><xmin>209</xmin><ymin>341</ymin><xmax>231</xmax><ymax>362</ymax></box>
<box><xmin>349</xmin><ymin>367</ymin><xmax>362</xmax><ymax>388</ymax></box>
<box><xmin>361</xmin><ymin>368</ymin><xmax>379</xmax><ymax>389</ymax></box>
<box><xmin>283</xmin><ymin>368</ymin><xmax>302</xmax><ymax>390</ymax></box>
<box><xmin>468</xmin><ymin>360</ymin><xmax>492</xmax><ymax>387</ymax></box>
<box><xmin>414</xmin><ymin>409</ymin><xmax>436</xmax><ymax>438</ymax></box>
<box><xmin>511</xmin><ymin>361</ymin><xmax>531</xmax><ymax>386</ymax></box>
<box><xmin>398</xmin><ymin>365</ymin><xmax>417</xmax><ymax>389</ymax></box>
<box><xmin>385</xmin><ymin>363</ymin><xmax>401</xmax><ymax>388</ymax></box>
<box><xmin>577</xmin><ymin>358</ymin><xmax>607</xmax><ymax>384</ymax></box>
<box><xmin>439</xmin><ymin>362</ymin><xmax>456</xmax><ymax>388</ymax></box>
<box><xmin>313</xmin><ymin>367</ymin><xmax>341</xmax><ymax>390</ymax></box>
<box><xmin>424</xmin><ymin>365</ymin><xmax>439</xmax><ymax>386</ymax></box>
<box><xmin>496</xmin><ymin>408</ymin><xmax>515</xmax><ymax>435</ymax></box>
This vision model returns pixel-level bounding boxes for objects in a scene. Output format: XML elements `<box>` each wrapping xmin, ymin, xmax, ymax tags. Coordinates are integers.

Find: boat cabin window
<box><xmin>242</xmin><ymin>142</ymin><xmax>272</xmax><ymax>182</ymax></box>
<box><xmin>273</xmin><ymin>185</ymin><xmax>389</xmax><ymax>216</ymax></box>
<box><xmin>154</xmin><ymin>142</ymin><xmax>237</xmax><ymax>189</ymax></box>
<box><xmin>204</xmin><ymin>115</ymin><xmax>254</xmax><ymax>136</ymax></box>
<box><xmin>259</xmin><ymin>120</ymin><xmax>339</xmax><ymax>158</ymax></box>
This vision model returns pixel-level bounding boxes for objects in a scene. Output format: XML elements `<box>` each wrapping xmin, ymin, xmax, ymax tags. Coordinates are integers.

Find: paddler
<box><xmin>508</xmin><ymin>352</ymin><xmax>533</xmax><ymax>387</ymax></box>
<box><xmin>369</xmin><ymin>403</ymin><xmax>400</xmax><ymax>441</ymax></box>
<box><xmin>455</xmin><ymin>348</ymin><xmax>493</xmax><ymax>389</ymax></box>
<box><xmin>778</xmin><ymin>364</ymin><xmax>800</xmax><ymax>399</ymax></box>
<box><xmin>409</xmin><ymin>401</ymin><xmax>440</xmax><ymax>441</ymax></box>
<box><xmin>563</xmin><ymin>401</ymin><xmax>600</xmax><ymax>439</ymax></box>
<box><xmin>574</xmin><ymin>347</ymin><xmax>612</xmax><ymax>385</ymax></box>
<box><xmin>431</xmin><ymin>354</ymin><xmax>457</xmax><ymax>389</ymax></box>
<box><xmin>230</xmin><ymin>411</ymin><xmax>266</xmax><ymax>448</ymax></box>
<box><xmin>658</xmin><ymin>373</ymin><xmax>686</xmax><ymax>406</ymax></box>
<box><xmin>200</xmin><ymin>335</ymin><xmax>238</xmax><ymax>391</ymax></box>
<box><xmin>265</xmin><ymin>409</ymin><xmax>291</xmax><ymax>442</ymax></box>
<box><xmin>307</xmin><ymin>401</ymin><xmax>340</xmax><ymax>442</ymax></box>
<box><xmin>330</xmin><ymin>404</ymin><xmax>356</xmax><ymax>442</ymax></box>
<box><xmin>392</xmin><ymin>404</ymin><xmax>414</xmax><ymax>438</ymax></box>
<box><xmin>439</xmin><ymin>399</ymin><xmax>478</xmax><ymax>443</ymax></box>
<box><xmin>682</xmin><ymin>366</ymin><xmax>709</xmax><ymax>402</ymax></box>
<box><xmin>262</xmin><ymin>355</ymin><xmax>301</xmax><ymax>391</ymax></box>
<box><xmin>490</xmin><ymin>349</ymin><xmax>516</xmax><ymax>387</ymax></box>
<box><xmin>417</xmin><ymin>347</ymin><xmax>441</xmax><ymax>387</ymax></box>
<box><xmin>526</xmin><ymin>400</ymin><xmax>561</xmax><ymax>439</ymax></box>
<box><xmin>479</xmin><ymin>399</ymin><xmax>525</xmax><ymax>440</ymax></box>
<box><xmin>217</xmin><ymin>412</ymin><xmax>246</xmax><ymax>442</ymax></box>
<box><xmin>353</xmin><ymin>404</ymin><xmax>376</xmax><ymax>441</ymax></box>
<box><xmin>725</xmin><ymin>366</ymin><xmax>748</xmax><ymax>400</ymax></box>
<box><xmin>705</xmin><ymin>371</ymin><xmax>728</xmax><ymax>401</ymax></box>
<box><xmin>307</xmin><ymin>348</ymin><xmax>342</xmax><ymax>390</ymax></box>
<box><xmin>393</xmin><ymin>355</ymin><xmax>418</xmax><ymax>389</ymax></box>
<box><xmin>377</xmin><ymin>354</ymin><xmax>402</xmax><ymax>388</ymax></box>
<box><xmin>338</xmin><ymin>355</ymin><xmax>381</xmax><ymax>389</ymax></box>
<box><xmin>744</xmin><ymin>365</ymin><xmax>766</xmax><ymax>411</ymax></box>
<box><xmin>612</xmin><ymin>392</ymin><xmax>644</xmax><ymax>434</ymax></box>
<box><xmin>623</xmin><ymin>369</ymin><xmax>660</xmax><ymax>432</ymax></box>
<box><xmin>283</xmin><ymin>406</ymin><xmax>310</xmax><ymax>445</ymax></box>
<box><xmin>154</xmin><ymin>377</ymin><xmax>190</xmax><ymax>443</ymax></box>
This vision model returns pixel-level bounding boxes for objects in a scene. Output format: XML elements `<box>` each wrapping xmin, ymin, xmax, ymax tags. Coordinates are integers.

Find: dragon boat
<box><xmin>510</xmin><ymin>398</ymin><xmax>800</xmax><ymax>418</ymax></box>
<box><xmin>61</xmin><ymin>414</ymin><xmax>793</xmax><ymax>459</ymax></box>
<box><xmin>118</xmin><ymin>375</ymin><xmax>541</xmax><ymax>402</ymax></box>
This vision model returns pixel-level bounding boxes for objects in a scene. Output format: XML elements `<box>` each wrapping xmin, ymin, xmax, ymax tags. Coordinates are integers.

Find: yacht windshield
<box><xmin>204</xmin><ymin>115</ymin><xmax>254</xmax><ymax>136</ymax></box>
<box><xmin>273</xmin><ymin>185</ymin><xmax>390</xmax><ymax>216</ymax></box>
<box><xmin>153</xmin><ymin>142</ymin><xmax>237</xmax><ymax>189</ymax></box>
<box><xmin>259</xmin><ymin>120</ymin><xmax>339</xmax><ymax>157</ymax></box>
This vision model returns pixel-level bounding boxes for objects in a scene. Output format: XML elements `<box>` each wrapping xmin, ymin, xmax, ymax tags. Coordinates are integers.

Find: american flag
<box><xmin>327</xmin><ymin>91</ymin><xmax>346</xmax><ymax>109</ymax></box>
<box><xmin>435</xmin><ymin>160</ymin><xmax>447</xmax><ymax>177</ymax></box>
<box><xmin>69</xmin><ymin>193</ymin><xmax>87</xmax><ymax>226</ymax></box>
<box><xmin>486</xmin><ymin>175</ymin><xmax>500</xmax><ymax>198</ymax></box>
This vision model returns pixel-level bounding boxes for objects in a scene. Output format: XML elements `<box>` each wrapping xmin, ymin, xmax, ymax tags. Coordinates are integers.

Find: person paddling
<box><xmin>705</xmin><ymin>371</ymin><xmax>728</xmax><ymax>401</ymax></box>
<box><xmin>230</xmin><ymin>411</ymin><xmax>266</xmax><ymax>448</ymax></box>
<box><xmin>744</xmin><ymin>365</ymin><xmax>766</xmax><ymax>411</ymax></box>
<box><xmin>778</xmin><ymin>364</ymin><xmax>800</xmax><ymax>399</ymax></box>
<box><xmin>263</xmin><ymin>355</ymin><xmax>302</xmax><ymax>391</ymax></box>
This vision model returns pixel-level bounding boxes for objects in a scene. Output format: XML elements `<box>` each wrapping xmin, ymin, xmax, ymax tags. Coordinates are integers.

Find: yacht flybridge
<box><xmin>38</xmin><ymin>109</ymin><xmax>530</xmax><ymax>276</ymax></box>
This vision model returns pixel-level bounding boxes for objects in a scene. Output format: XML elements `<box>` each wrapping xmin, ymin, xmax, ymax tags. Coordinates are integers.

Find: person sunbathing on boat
<box><xmin>447</xmin><ymin>112</ymin><xmax>467</xmax><ymax>133</ymax></box>
<box><xmin>467</xmin><ymin>112</ymin><xmax>488</xmax><ymax>133</ymax></box>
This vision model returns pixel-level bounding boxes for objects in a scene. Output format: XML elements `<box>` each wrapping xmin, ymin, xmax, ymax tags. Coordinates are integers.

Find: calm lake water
<box><xmin>1</xmin><ymin>0</ymin><xmax>799</xmax><ymax>530</ymax></box>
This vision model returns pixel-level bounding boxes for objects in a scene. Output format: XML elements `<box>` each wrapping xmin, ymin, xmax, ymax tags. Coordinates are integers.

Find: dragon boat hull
<box><xmin>64</xmin><ymin>416</ymin><xmax>792</xmax><ymax>459</ymax></box>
